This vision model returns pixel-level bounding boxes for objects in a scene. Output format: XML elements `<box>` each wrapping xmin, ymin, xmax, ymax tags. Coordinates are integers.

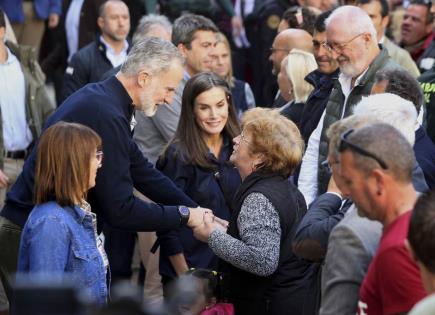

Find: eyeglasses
<box><xmin>240</xmin><ymin>130</ymin><xmax>251</xmax><ymax>146</ymax></box>
<box><xmin>338</xmin><ymin>129</ymin><xmax>388</xmax><ymax>169</ymax></box>
<box><xmin>269</xmin><ymin>47</ymin><xmax>290</xmax><ymax>54</ymax></box>
<box><xmin>313</xmin><ymin>40</ymin><xmax>327</xmax><ymax>49</ymax></box>
<box><xmin>323</xmin><ymin>33</ymin><xmax>365</xmax><ymax>54</ymax></box>
<box><xmin>96</xmin><ymin>151</ymin><xmax>104</xmax><ymax>165</ymax></box>
<box><xmin>321</xmin><ymin>159</ymin><xmax>339</xmax><ymax>175</ymax></box>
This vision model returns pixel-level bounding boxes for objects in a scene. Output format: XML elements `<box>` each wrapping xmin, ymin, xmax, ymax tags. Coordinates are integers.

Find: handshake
<box><xmin>187</xmin><ymin>207</ymin><xmax>228</xmax><ymax>242</ymax></box>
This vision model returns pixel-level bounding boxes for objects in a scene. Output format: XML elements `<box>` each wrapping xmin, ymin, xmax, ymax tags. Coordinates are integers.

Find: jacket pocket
<box><xmin>71</xmin><ymin>246</ymin><xmax>101</xmax><ymax>286</ymax></box>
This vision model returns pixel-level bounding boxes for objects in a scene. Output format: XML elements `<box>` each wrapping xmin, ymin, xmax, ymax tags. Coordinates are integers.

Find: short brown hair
<box><xmin>240</xmin><ymin>108</ymin><xmax>281</xmax><ymax>128</ymax></box>
<box><xmin>34</xmin><ymin>122</ymin><xmax>102</xmax><ymax>206</ymax></box>
<box><xmin>244</xmin><ymin>116</ymin><xmax>304</xmax><ymax>177</ymax></box>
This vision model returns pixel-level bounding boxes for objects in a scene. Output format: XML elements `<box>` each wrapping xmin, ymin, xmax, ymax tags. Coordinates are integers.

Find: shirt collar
<box><xmin>99</xmin><ymin>35</ymin><xmax>129</xmax><ymax>56</ymax></box>
<box><xmin>183</xmin><ymin>70</ymin><xmax>191</xmax><ymax>82</ymax></box>
<box><xmin>338</xmin><ymin>67</ymin><xmax>369</xmax><ymax>90</ymax></box>
<box><xmin>1</xmin><ymin>47</ymin><xmax>18</xmax><ymax>66</ymax></box>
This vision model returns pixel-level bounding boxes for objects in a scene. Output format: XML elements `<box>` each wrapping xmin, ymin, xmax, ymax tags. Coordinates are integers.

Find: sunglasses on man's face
<box><xmin>338</xmin><ymin>129</ymin><xmax>388</xmax><ymax>170</ymax></box>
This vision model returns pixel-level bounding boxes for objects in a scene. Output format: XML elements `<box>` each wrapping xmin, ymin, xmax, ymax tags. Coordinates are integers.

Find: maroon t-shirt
<box><xmin>357</xmin><ymin>211</ymin><xmax>426</xmax><ymax>315</ymax></box>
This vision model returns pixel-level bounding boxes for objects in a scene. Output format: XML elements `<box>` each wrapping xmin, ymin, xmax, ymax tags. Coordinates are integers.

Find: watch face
<box><xmin>179</xmin><ymin>206</ymin><xmax>189</xmax><ymax>216</ymax></box>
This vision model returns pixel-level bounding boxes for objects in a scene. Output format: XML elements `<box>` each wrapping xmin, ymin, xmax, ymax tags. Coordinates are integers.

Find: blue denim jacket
<box><xmin>18</xmin><ymin>201</ymin><xmax>108</xmax><ymax>305</ymax></box>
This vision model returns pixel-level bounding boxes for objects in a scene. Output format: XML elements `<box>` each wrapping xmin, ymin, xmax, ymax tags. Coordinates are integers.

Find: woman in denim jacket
<box><xmin>17</xmin><ymin>121</ymin><xmax>108</xmax><ymax>305</ymax></box>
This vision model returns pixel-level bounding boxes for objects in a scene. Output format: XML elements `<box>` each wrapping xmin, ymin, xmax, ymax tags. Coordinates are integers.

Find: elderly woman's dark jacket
<box><xmin>225</xmin><ymin>171</ymin><xmax>316</xmax><ymax>315</ymax></box>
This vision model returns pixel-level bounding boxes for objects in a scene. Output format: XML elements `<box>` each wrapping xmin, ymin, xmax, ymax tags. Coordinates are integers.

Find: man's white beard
<box><xmin>139</xmin><ymin>90</ymin><xmax>158</xmax><ymax>117</ymax></box>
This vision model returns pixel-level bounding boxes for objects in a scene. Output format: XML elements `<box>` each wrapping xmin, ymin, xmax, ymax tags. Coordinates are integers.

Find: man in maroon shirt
<box><xmin>400</xmin><ymin>0</ymin><xmax>434</xmax><ymax>63</ymax></box>
<box><xmin>338</xmin><ymin>123</ymin><xmax>426</xmax><ymax>315</ymax></box>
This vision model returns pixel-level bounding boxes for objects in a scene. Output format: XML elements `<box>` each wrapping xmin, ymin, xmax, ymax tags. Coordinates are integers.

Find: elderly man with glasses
<box><xmin>337</xmin><ymin>123</ymin><xmax>426</xmax><ymax>315</ymax></box>
<box><xmin>298</xmin><ymin>5</ymin><xmax>403</xmax><ymax>206</ymax></box>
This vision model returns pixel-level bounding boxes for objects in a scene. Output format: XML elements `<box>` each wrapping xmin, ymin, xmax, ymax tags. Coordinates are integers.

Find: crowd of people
<box><xmin>1</xmin><ymin>0</ymin><xmax>435</xmax><ymax>314</ymax></box>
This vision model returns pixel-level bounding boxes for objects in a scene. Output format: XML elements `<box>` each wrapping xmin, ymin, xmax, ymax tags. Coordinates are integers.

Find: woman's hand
<box><xmin>214</xmin><ymin>216</ymin><xmax>229</xmax><ymax>231</ymax></box>
<box><xmin>193</xmin><ymin>212</ymin><xmax>226</xmax><ymax>242</ymax></box>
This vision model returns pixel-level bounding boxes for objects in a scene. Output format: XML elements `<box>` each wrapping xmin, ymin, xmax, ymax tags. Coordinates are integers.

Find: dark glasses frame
<box><xmin>338</xmin><ymin>129</ymin><xmax>388</xmax><ymax>170</ymax></box>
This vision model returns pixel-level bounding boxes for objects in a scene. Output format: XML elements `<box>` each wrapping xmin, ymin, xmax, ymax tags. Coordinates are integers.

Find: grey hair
<box><xmin>353</xmin><ymin>93</ymin><xmax>417</xmax><ymax>146</ymax></box>
<box><xmin>327</xmin><ymin>115</ymin><xmax>377</xmax><ymax>159</ymax></box>
<box><xmin>344</xmin><ymin>123</ymin><xmax>415</xmax><ymax>183</ymax></box>
<box><xmin>132</xmin><ymin>14</ymin><xmax>172</xmax><ymax>45</ymax></box>
<box><xmin>325</xmin><ymin>5</ymin><xmax>377</xmax><ymax>43</ymax></box>
<box><xmin>120</xmin><ymin>37</ymin><xmax>184</xmax><ymax>76</ymax></box>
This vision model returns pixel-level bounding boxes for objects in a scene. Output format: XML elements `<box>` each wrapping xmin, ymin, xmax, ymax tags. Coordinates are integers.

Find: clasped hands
<box><xmin>187</xmin><ymin>207</ymin><xmax>228</xmax><ymax>242</ymax></box>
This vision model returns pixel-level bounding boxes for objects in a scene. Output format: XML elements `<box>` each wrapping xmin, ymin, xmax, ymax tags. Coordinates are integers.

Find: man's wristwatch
<box><xmin>177</xmin><ymin>206</ymin><xmax>190</xmax><ymax>226</ymax></box>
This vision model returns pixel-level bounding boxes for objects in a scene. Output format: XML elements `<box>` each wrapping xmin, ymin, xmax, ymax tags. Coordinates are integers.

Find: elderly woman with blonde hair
<box><xmin>211</xmin><ymin>32</ymin><xmax>255</xmax><ymax>118</ymax></box>
<box><xmin>194</xmin><ymin>113</ymin><xmax>315</xmax><ymax>315</ymax></box>
<box><xmin>278</xmin><ymin>48</ymin><xmax>317</xmax><ymax>125</ymax></box>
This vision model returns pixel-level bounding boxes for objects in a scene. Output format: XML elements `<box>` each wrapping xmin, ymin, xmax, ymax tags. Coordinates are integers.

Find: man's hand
<box><xmin>193</xmin><ymin>212</ymin><xmax>227</xmax><ymax>242</ymax></box>
<box><xmin>187</xmin><ymin>207</ymin><xmax>212</xmax><ymax>228</ymax></box>
<box><xmin>0</xmin><ymin>170</ymin><xmax>9</xmax><ymax>188</ymax></box>
<box><xmin>48</xmin><ymin>13</ymin><xmax>59</xmax><ymax>28</ymax></box>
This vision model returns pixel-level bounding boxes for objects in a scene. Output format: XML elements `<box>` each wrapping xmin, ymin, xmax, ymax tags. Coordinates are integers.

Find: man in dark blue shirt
<box><xmin>0</xmin><ymin>37</ymin><xmax>209</xmax><ymax>305</ymax></box>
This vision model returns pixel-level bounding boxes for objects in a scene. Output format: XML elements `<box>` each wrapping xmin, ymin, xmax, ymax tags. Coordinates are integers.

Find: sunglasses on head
<box><xmin>338</xmin><ymin>129</ymin><xmax>388</xmax><ymax>170</ymax></box>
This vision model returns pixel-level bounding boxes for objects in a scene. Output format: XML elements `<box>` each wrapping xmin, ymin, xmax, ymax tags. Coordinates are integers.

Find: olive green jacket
<box><xmin>317</xmin><ymin>47</ymin><xmax>403</xmax><ymax>194</ymax></box>
<box><xmin>0</xmin><ymin>42</ymin><xmax>55</xmax><ymax>168</ymax></box>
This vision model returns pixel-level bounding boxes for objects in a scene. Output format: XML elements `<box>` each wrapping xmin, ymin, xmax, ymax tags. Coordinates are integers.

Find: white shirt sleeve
<box><xmin>298</xmin><ymin>110</ymin><xmax>326</xmax><ymax>206</ymax></box>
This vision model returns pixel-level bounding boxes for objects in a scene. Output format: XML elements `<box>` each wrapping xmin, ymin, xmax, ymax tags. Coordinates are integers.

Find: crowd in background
<box><xmin>1</xmin><ymin>0</ymin><xmax>435</xmax><ymax>314</ymax></box>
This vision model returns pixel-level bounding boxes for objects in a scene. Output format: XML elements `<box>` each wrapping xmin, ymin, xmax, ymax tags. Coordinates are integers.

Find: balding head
<box><xmin>269</xmin><ymin>28</ymin><xmax>313</xmax><ymax>75</ymax></box>
<box><xmin>97</xmin><ymin>0</ymin><xmax>130</xmax><ymax>43</ymax></box>
<box><xmin>326</xmin><ymin>5</ymin><xmax>377</xmax><ymax>39</ymax></box>
<box><xmin>324</xmin><ymin>6</ymin><xmax>379</xmax><ymax>78</ymax></box>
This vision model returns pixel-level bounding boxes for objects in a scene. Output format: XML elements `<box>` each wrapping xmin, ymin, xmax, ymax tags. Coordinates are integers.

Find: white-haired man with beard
<box><xmin>298</xmin><ymin>5</ymin><xmax>403</xmax><ymax>206</ymax></box>
<box><xmin>0</xmin><ymin>37</ymin><xmax>210</xmax><ymax>305</ymax></box>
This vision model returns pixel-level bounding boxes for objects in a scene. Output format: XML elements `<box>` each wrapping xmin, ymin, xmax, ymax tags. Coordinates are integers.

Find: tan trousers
<box><xmin>0</xmin><ymin>158</ymin><xmax>25</xmax><ymax>207</ymax></box>
<box><xmin>0</xmin><ymin>158</ymin><xmax>25</xmax><ymax>313</ymax></box>
<box><xmin>132</xmin><ymin>190</ymin><xmax>163</xmax><ymax>306</ymax></box>
<box><xmin>11</xmin><ymin>2</ymin><xmax>45</xmax><ymax>55</ymax></box>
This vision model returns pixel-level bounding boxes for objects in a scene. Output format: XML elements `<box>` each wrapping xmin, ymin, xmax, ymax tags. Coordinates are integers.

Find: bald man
<box><xmin>298</xmin><ymin>6</ymin><xmax>403</xmax><ymax>205</ymax></box>
<box><xmin>269</xmin><ymin>28</ymin><xmax>313</xmax><ymax>75</ymax></box>
<box><xmin>269</xmin><ymin>28</ymin><xmax>313</xmax><ymax>107</ymax></box>
<box><xmin>61</xmin><ymin>0</ymin><xmax>131</xmax><ymax>101</ymax></box>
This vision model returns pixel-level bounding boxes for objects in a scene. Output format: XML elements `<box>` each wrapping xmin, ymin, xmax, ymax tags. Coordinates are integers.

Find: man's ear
<box><xmin>363</xmin><ymin>32</ymin><xmax>373</xmax><ymax>45</ymax></box>
<box><xmin>97</xmin><ymin>16</ymin><xmax>104</xmax><ymax>30</ymax></box>
<box><xmin>178</xmin><ymin>43</ymin><xmax>188</xmax><ymax>57</ymax></box>
<box><xmin>372</xmin><ymin>169</ymin><xmax>386</xmax><ymax>197</ymax></box>
<box><xmin>381</xmin><ymin>15</ymin><xmax>389</xmax><ymax>31</ymax></box>
<box><xmin>137</xmin><ymin>70</ymin><xmax>150</xmax><ymax>88</ymax></box>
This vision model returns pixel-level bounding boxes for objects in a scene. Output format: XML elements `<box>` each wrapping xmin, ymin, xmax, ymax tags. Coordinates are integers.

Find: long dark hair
<box><xmin>167</xmin><ymin>72</ymin><xmax>240</xmax><ymax>169</ymax></box>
